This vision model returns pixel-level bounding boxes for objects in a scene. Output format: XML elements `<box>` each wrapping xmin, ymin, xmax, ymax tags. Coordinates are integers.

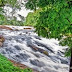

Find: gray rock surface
<box><xmin>0</xmin><ymin>26</ymin><xmax>70</xmax><ymax>72</ymax></box>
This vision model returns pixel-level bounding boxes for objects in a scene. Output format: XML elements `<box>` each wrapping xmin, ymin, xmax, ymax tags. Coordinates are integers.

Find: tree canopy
<box><xmin>0</xmin><ymin>0</ymin><xmax>25</xmax><ymax>25</ymax></box>
<box><xmin>0</xmin><ymin>0</ymin><xmax>18</xmax><ymax>7</ymax></box>
<box><xmin>25</xmin><ymin>0</ymin><xmax>72</xmax><ymax>56</ymax></box>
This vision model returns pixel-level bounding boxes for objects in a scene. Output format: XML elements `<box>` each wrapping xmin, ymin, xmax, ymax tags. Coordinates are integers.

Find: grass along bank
<box><xmin>0</xmin><ymin>54</ymin><xmax>32</xmax><ymax>72</ymax></box>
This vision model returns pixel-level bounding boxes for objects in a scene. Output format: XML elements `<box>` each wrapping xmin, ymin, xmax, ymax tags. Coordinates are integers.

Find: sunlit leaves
<box><xmin>25</xmin><ymin>9</ymin><xmax>42</xmax><ymax>26</ymax></box>
<box><xmin>25</xmin><ymin>0</ymin><xmax>72</xmax><ymax>56</ymax></box>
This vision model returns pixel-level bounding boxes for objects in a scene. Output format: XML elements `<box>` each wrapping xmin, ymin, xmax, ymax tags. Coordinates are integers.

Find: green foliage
<box><xmin>0</xmin><ymin>17</ymin><xmax>24</xmax><ymax>26</ymax></box>
<box><xmin>6</xmin><ymin>19</ymin><xmax>24</xmax><ymax>26</ymax></box>
<box><xmin>0</xmin><ymin>0</ymin><xmax>23</xmax><ymax>26</ymax></box>
<box><xmin>25</xmin><ymin>8</ymin><xmax>42</xmax><ymax>26</ymax></box>
<box><xmin>0</xmin><ymin>54</ymin><xmax>32</xmax><ymax>72</ymax></box>
<box><xmin>0</xmin><ymin>0</ymin><xmax>18</xmax><ymax>7</ymax></box>
<box><xmin>0</xmin><ymin>13</ymin><xmax>6</xmax><ymax>25</ymax></box>
<box><xmin>25</xmin><ymin>0</ymin><xmax>72</xmax><ymax>56</ymax></box>
<box><xmin>36</xmin><ymin>1</ymin><xmax>72</xmax><ymax>38</ymax></box>
<box><xmin>60</xmin><ymin>37</ymin><xmax>72</xmax><ymax>57</ymax></box>
<box><xmin>25</xmin><ymin>0</ymin><xmax>38</xmax><ymax>11</ymax></box>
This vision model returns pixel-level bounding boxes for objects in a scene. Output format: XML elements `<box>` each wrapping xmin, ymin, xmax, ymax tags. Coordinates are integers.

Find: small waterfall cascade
<box><xmin>0</xmin><ymin>26</ymin><xmax>70</xmax><ymax>72</ymax></box>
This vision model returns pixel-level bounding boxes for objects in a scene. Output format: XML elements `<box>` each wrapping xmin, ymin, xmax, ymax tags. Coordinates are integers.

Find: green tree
<box><xmin>25</xmin><ymin>0</ymin><xmax>72</xmax><ymax>72</ymax></box>
<box><xmin>0</xmin><ymin>0</ymin><xmax>18</xmax><ymax>25</ymax></box>
<box><xmin>25</xmin><ymin>8</ymin><xmax>42</xmax><ymax>26</ymax></box>
<box><xmin>0</xmin><ymin>0</ymin><xmax>18</xmax><ymax>7</ymax></box>
<box><xmin>0</xmin><ymin>0</ymin><xmax>24</xmax><ymax>26</ymax></box>
<box><xmin>25</xmin><ymin>0</ymin><xmax>38</xmax><ymax>11</ymax></box>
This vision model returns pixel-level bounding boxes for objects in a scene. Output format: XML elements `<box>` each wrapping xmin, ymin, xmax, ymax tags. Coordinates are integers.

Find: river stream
<box><xmin>0</xmin><ymin>26</ymin><xmax>70</xmax><ymax>72</ymax></box>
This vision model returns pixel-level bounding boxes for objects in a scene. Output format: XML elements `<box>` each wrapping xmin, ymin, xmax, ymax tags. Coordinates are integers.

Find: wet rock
<box><xmin>60</xmin><ymin>58</ymin><xmax>68</xmax><ymax>64</ymax></box>
<box><xmin>16</xmin><ymin>55</ymin><xmax>20</xmax><ymax>58</ymax></box>
<box><xmin>41</xmin><ymin>68</ymin><xmax>57</xmax><ymax>72</ymax></box>
<box><xmin>41</xmin><ymin>70</ymin><xmax>57</xmax><ymax>72</ymax></box>
<box><xmin>50</xmin><ymin>55</ymin><xmax>68</xmax><ymax>64</ymax></box>
<box><xmin>21</xmin><ymin>38</ymin><xmax>25</xmax><ymax>40</ymax></box>
<box><xmin>20</xmin><ymin>53</ymin><xmax>30</xmax><ymax>60</ymax></box>
<box><xmin>27</xmin><ymin>44</ymin><xmax>38</xmax><ymax>51</ymax></box>
<box><xmin>35</xmin><ymin>41</ymin><xmax>54</xmax><ymax>53</ymax></box>
<box><xmin>30</xmin><ymin>59</ymin><xmax>45</xmax><ymax>67</ymax></box>
<box><xmin>57</xmin><ymin>51</ymin><xmax>64</xmax><ymax>57</ymax></box>
<box><xmin>33</xmin><ymin>53</ymin><xmax>40</xmax><ymax>58</ymax></box>
<box><xmin>43</xmin><ymin>51</ymin><xmax>49</xmax><ymax>56</ymax></box>
<box><xmin>3</xmin><ymin>43</ymin><xmax>8</xmax><ymax>47</ymax></box>
<box><xmin>28</xmin><ymin>44</ymin><xmax>49</xmax><ymax>56</ymax></box>
<box><xmin>16</xmin><ymin>39</ymin><xmax>23</xmax><ymax>43</ymax></box>
<box><xmin>15</xmin><ymin>29</ymin><xmax>19</xmax><ymax>31</ymax></box>
<box><xmin>54</xmin><ymin>66</ymin><xmax>60</xmax><ymax>69</ymax></box>
<box><xmin>14</xmin><ymin>45</ymin><xmax>21</xmax><ymax>50</ymax></box>
<box><xmin>15</xmin><ymin>53</ymin><xmax>30</xmax><ymax>61</ymax></box>
<box><xmin>5</xmin><ymin>48</ymin><xmax>13</xmax><ymax>53</ymax></box>
<box><xmin>19</xmin><ymin>33</ymin><xmax>22</xmax><ymax>35</ymax></box>
<box><xmin>38</xmin><ymin>48</ymin><xmax>49</xmax><ymax>56</ymax></box>
<box><xmin>53</xmin><ymin>56</ymin><xmax>69</xmax><ymax>64</ymax></box>
<box><xmin>26</xmin><ymin>37</ymin><xmax>32</xmax><ymax>40</ymax></box>
<box><xmin>1</xmin><ymin>50</ymin><xmax>6</xmax><ymax>54</ymax></box>
<box><xmin>34</xmin><ymin>36</ymin><xmax>41</xmax><ymax>40</ymax></box>
<box><xmin>50</xmin><ymin>56</ymin><xmax>61</xmax><ymax>63</ymax></box>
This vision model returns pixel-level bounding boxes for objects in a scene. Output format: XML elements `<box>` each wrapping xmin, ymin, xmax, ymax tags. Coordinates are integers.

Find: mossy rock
<box><xmin>43</xmin><ymin>51</ymin><xmax>49</xmax><ymax>56</ymax></box>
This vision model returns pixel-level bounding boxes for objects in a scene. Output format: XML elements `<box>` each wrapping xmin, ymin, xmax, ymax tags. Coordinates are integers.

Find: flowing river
<box><xmin>0</xmin><ymin>26</ymin><xmax>70</xmax><ymax>72</ymax></box>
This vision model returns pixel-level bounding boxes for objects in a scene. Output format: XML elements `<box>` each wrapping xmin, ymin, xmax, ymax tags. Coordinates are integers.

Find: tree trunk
<box><xmin>69</xmin><ymin>49</ymin><xmax>72</xmax><ymax>72</ymax></box>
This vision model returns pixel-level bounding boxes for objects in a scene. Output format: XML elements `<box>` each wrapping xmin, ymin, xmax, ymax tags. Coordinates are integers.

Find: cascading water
<box><xmin>0</xmin><ymin>26</ymin><xmax>70</xmax><ymax>72</ymax></box>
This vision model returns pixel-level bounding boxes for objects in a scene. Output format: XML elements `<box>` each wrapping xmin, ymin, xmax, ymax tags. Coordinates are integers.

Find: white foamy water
<box><xmin>0</xmin><ymin>26</ymin><xmax>70</xmax><ymax>72</ymax></box>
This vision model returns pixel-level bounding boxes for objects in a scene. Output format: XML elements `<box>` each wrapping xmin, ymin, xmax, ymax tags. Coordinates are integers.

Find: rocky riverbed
<box><xmin>0</xmin><ymin>26</ymin><xmax>70</xmax><ymax>72</ymax></box>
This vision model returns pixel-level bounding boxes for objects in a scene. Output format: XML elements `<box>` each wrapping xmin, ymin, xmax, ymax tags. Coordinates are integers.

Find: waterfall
<box><xmin>0</xmin><ymin>26</ymin><xmax>70</xmax><ymax>72</ymax></box>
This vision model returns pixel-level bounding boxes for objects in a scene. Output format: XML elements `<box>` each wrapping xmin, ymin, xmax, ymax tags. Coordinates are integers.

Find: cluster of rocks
<box><xmin>0</xmin><ymin>25</ymin><xmax>70</xmax><ymax>72</ymax></box>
